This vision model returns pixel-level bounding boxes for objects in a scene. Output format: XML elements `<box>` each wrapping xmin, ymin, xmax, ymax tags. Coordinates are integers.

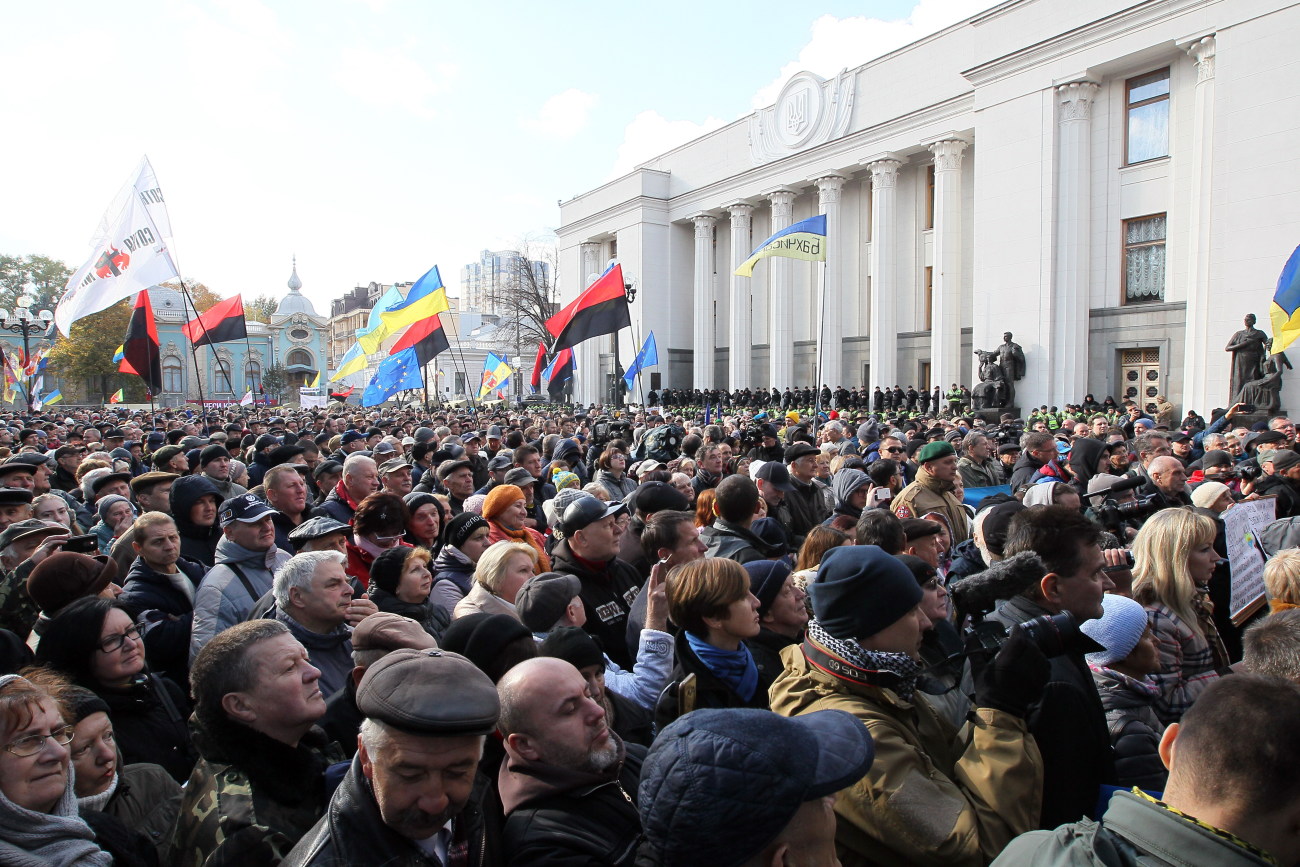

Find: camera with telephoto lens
<box><xmin>1218</xmin><ymin>463</ymin><xmax>1262</xmax><ymax>482</ymax></box>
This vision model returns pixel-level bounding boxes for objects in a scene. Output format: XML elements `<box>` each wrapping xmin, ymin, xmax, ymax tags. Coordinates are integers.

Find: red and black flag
<box><xmin>545</xmin><ymin>263</ymin><xmax>630</xmax><ymax>353</ymax></box>
<box><xmin>546</xmin><ymin>347</ymin><xmax>574</xmax><ymax>399</ymax></box>
<box><xmin>530</xmin><ymin>341</ymin><xmax>547</xmax><ymax>393</ymax></box>
<box><xmin>120</xmin><ymin>290</ymin><xmax>162</xmax><ymax>392</ymax></box>
<box><xmin>182</xmin><ymin>294</ymin><xmax>247</xmax><ymax>347</ymax></box>
<box><xmin>389</xmin><ymin>313</ymin><xmax>450</xmax><ymax>368</ymax></box>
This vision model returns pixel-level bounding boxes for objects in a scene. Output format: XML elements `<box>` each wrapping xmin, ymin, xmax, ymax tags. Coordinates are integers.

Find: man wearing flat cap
<box><xmin>0</xmin><ymin>517</ymin><xmax>72</xmax><ymax>639</ymax></box>
<box><xmin>778</xmin><ymin>441</ymin><xmax>832</xmax><ymax>548</ymax></box>
<box><xmin>891</xmin><ymin>440</ymin><xmax>971</xmax><ymax>543</ymax></box>
<box><xmin>284</xmin><ymin>648</ymin><xmax>502</xmax><ymax>867</ymax></box>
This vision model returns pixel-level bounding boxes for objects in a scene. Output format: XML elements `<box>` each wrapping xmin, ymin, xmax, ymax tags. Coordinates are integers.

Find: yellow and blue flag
<box><xmin>330</xmin><ymin>343</ymin><xmax>367</xmax><ymax>382</ymax></box>
<box><xmin>478</xmin><ymin>352</ymin><xmax>512</xmax><ymax>399</ymax></box>
<box><xmin>42</xmin><ymin>389</ymin><xmax>63</xmax><ymax>406</ymax></box>
<box><xmin>354</xmin><ymin>287</ymin><xmax>404</xmax><ymax>353</ymax></box>
<box><xmin>359</xmin><ymin>267</ymin><xmax>449</xmax><ymax>354</ymax></box>
<box><xmin>1271</xmin><ymin>244</ymin><xmax>1300</xmax><ymax>353</ymax></box>
<box><xmin>734</xmin><ymin>214</ymin><xmax>827</xmax><ymax>278</ymax></box>
<box><xmin>112</xmin><ymin>345</ymin><xmax>125</xmax><ymax>364</ymax></box>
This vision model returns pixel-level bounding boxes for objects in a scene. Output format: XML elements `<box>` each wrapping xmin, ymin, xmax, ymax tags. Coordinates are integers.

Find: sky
<box><xmin>1</xmin><ymin>0</ymin><xmax>1001</xmax><ymax>313</ymax></box>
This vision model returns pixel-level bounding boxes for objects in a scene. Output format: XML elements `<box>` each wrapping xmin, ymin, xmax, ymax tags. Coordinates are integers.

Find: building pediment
<box><xmin>749</xmin><ymin>70</ymin><xmax>855</xmax><ymax>166</ymax></box>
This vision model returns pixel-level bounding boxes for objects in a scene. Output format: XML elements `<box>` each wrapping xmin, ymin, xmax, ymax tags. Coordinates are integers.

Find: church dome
<box><xmin>275</xmin><ymin>257</ymin><xmax>318</xmax><ymax>317</ymax></box>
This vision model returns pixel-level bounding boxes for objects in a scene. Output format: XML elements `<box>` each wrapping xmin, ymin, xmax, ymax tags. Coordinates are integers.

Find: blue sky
<box><xmin>0</xmin><ymin>0</ymin><xmax>997</xmax><ymax>311</ymax></box>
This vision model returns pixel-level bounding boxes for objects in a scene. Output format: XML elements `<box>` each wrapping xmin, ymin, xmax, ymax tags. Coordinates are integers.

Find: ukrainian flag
<box><xmin>734</xmin><ymin>214</ymin><xmax>827</xmax><ymax>277</ymax></box>
<box><xmin>112</xmin><ymin>345</ymin><xmax>125</xmax><ymax>364</ymax></box>
<box><xmin>330</xmin><ymin>343</ymin><xmax>367</xmax><ymax>382</ymax></box>
<box><xmin>43</xmin><ymin>389</ymin><xmax>62</xmax><ymax>406</ymax></box>
<box><xmin>1271</xmin><ymin>244</ymin><xmax>1300</xmax><ymax>353</ymax></box>
<box><xmin>358</xmin><ymin>266</ymin><xmax>449</xmax><ymax>354</ymax></box>
<box><xmin>478</xmin><ymin>352</ymin><xmax>512</xmax><ymax>399</ymax></box>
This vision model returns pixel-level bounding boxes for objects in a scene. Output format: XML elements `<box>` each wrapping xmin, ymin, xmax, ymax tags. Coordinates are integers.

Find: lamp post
<box><xmin>605</xmin><ymin>276</ymin><xmax>637</xmax><ymax>407</ymax></box>
<box><xmin>0</xmin><ymin>295</ymin><xmax>54</xmax><ymax>413</ymax></box>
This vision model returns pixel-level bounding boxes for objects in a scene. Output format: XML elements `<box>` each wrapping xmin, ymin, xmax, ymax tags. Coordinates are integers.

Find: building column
<box><xmin>1181</xmin><ymin>35</ymin><xmax>1217</xmax><ymax>411</ymax></box>
<box><xmin>727</xmin><ymin>203</ymin><xmax>754</xmax><ymax>391</ymax></box>
<box><xmin>929</xmin><ymin>139</ymin><xmax>967</xmax><ymax>394</ymax></box>
<box><xmin>577</xmin><ymin>241</ymin><xmax>602</xmax><ymax>403</ymax></box>
<box><xmin>1052</xmin><ymin>81</ymin><xmax>1100</xmax><ymax>405</ymax></box>
<box><xmin>766</xmin><ymin>189</ymin><xmax>797</xmax><ymax>390</ymax></box>
<box><xmin>692</xmin><ymin>214</ymin><xmax>717</xmax><ymax>389</ymax></box>
<box><xmin>865</xmin><ymin>157</ymin><xmax>903</xmax><ymax>391</ymax></box>
<box><xmin>815</xmin><ymin>175</ymin><xmax>847</xmax><ymax>390</ymax></box>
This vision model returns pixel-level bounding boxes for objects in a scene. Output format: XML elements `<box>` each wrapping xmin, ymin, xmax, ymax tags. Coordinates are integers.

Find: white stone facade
<box><xmin>556</xmin><ymin>0</ymin><xmax>1300</xmax><ymax>416</ymax></box>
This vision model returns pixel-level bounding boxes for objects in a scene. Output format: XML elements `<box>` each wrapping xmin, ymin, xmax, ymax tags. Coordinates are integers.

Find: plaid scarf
<box><xmin>806</xmin><ymin>619</ymin><xmax>922</xmax><ymax>700</ymax></box>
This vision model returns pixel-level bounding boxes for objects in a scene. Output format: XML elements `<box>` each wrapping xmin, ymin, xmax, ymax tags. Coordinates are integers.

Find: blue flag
<box><xmin>623</xmin><ymin>331</ymin><xmax>658</xmax><ymax>390</ymax></box>
<box><xmin>361</xmin><ymin>347</ymin><xmax>424</xmax><ymax>406</ymax></box>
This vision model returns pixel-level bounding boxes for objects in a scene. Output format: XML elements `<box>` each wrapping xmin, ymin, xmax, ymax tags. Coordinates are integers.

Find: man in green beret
<box><xmin>890</xmin><ymin>440</ymin><xmax>970</xmax><ymax>543</ymax></box>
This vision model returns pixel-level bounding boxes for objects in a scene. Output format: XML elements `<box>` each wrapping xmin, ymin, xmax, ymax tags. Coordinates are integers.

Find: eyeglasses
<box><xmin>884</xmin><ymin>447</ymin><xmax>904</xmax><ymax>454</ymax></box>
<box><xmin>920</xmin><ymin>577</ymin><xmax>943</xmax><ymax>591</ymax></box>
<box><xmin>5</xmin><ymin>725</ymin><xmax>75</xmax><ymax>757</ymax></box>
<box><xmin>96</xmin><ymin>623</ymin><xmax>142</xmax><ymax>654</ymax></box>
<box><xmin>372</xmin><ymin>533</ymin><xmax>405</xmax><ymax>544</ymax></box>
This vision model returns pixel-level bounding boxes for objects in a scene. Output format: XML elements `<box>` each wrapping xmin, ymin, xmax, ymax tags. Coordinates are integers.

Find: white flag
<box><xmin>240</xmin><ymin>390</ymin><xmax>254</xmax><ymax>406</ymax></box>
<box><xmin>92</xmin><ymin>157</ymin><xmax>174</xmax><ymax>249</ymax></box>
<box><xmin>55</xmin><ymin>160</ymin><xmax>179</xmax><ymax>336</ymax></box>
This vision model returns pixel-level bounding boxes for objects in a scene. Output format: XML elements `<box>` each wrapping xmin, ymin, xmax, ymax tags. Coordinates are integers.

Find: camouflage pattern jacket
<box><xmin>0</xmin><ymin>559</ymin><xmax>42</xmax><ymax>641</ymax></box>
<box><xmin>172</xmin><ymin>716</ymin><xmax>342</xmax><ymax>867</ymax></box>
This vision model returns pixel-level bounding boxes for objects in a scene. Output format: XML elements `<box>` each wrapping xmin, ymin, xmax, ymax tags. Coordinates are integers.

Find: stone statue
<box><xmin>995</xmin><ymin>332</ymin><xmax>1026</xmax><ymax>407</ymax></box>
<box><xmin>1235</xmin><ymin>338</ymin><xmax>1292</xmax><ymax>415</ymax></box>
<box><xmin>1225</xmin><ymin>313</ymin><xmax>1270</xmax><ymax>404</ymax></box>
<box><xmin>971</xmin><ymin>349</ymin><xmax>1007</xmax><ymax>410</ymax></box>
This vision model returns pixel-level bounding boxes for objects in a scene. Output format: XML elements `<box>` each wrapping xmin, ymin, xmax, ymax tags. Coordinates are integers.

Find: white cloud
<box><xmin>335</xmin><ymin>45</ymin><xmax>457</xmax><ymax>119</ymax></box>
<box><xmin>520</xmin><ymin>89</ymin><xmax>598</xmax><ymax>140</ymax></box>
<box><xmin>752</xmin><ymin>0</ymin><xmax>1002</xmax><ymax>107</ymax></box>
<box><xmin>607</xmin><ymin>110</ymin><xmax>727</xmax><ymax>179</ymax></box>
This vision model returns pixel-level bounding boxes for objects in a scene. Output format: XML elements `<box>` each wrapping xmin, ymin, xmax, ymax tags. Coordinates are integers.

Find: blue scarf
<box><xmin>685</xmin><ymin>631</ymin><xmax>759</xmax><ymax>702</ymax></box>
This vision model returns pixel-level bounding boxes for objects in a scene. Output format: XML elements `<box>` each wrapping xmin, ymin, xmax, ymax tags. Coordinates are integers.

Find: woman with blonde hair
<box><xmin>1131</xmin><ymin>507</ymin><xmax>1228</xmax><ymax>724</ymax></box>
<box><xmin>452</xmin><ymin>541</ymin><xmax>537</xmax><ymax>621</ymax></box>
<box><xmin>1264</xmin><ymin>548</ymin><xmax>1300</xmax><ymax>612</ymax></box>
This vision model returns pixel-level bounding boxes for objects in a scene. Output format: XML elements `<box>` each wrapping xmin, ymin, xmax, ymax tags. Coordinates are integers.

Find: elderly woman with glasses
<box><xmin>0</xmin><ymin>670</ymin><xmax>117</xmax><ymax>866</ymax></box>
<box><xmin>344</xmin><ymin>492</ymin><xmax>411</xmax><ymax>592</ymax></box>
<box><xmin>34</xmin><ymin>598</ymin><xmax>196</xmax><ymax>784</ymax></box>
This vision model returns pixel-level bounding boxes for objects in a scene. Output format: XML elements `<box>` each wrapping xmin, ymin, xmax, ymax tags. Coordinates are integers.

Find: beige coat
<box><xmin>452</xmin><ymin>581</ymin><xmax>521</xmax><ymax>621</ymax></box>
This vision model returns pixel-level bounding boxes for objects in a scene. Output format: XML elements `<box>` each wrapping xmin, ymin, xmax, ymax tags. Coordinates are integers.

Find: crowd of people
<box><xmin>0</xmin><ymin>392</ymin><xmax>1298</xmax><ymax>866</ymax></box>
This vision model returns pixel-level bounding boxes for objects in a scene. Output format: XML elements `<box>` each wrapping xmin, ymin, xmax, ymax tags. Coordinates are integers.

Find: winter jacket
<box><xmin>747</xmin><ymin>625</ymin><xmax>797</xmax><ymax>695</ymax></box>
<box><xmin>551</xmin><ymin>538</ymin><xmax>644</xmax><ymax>670</ymax></box>
<box><xmin>780</xmin><ymin>476</ymin><xmax>832</xmax><ymax>547</ymax></box>
<box><xmin>991</xmin><ymin>789</ymin><xmax>1273</xmax><ymax>866</ymax></box>
<box><xmin>274</xmin><ymin>609</ymin><xmax>354</xmax><ymax>700</ymax></box>
<box><xmin>190</xmin><ymin>537</ymin><xmax>292</xmax><ymax>664</ymax></box>
<box><xmin>498</xmin><ymin>736</ymin><xmax>644</xmax><ymax>867</ymax></box>
<box><xmin>430</xmin><ymin>544</ymin><xmax>475</xmax><ymax>616</ymax></box>
<box><xmin>91</xmin><ymin>761</ymin><xmax>183</xmax><ymax>862</ymax></box>
<box><xmin>892</xmin><ymin>465</ymin><xmax>972</xmax><ymax>544</ymax></box>
<box><xmin>452</xmin><ymin>581</ymin><xmax>520</xmax><ymax>621</ymax></box>
<box><xmin>1142</xmin><ymin>602</ymin><xmax>1222</xmax><ymax>725</ymax></box>
<box><xmin>202</xmin><ymin>472</ymin><xmax>247</xmax><ymax>502</ymax></box>
<box><xmin>343</xmin><ymin>541</ymin><xmax>376</xmax><ymax>590</ymax></box>
<box><xmin>946</xmin><ymin>539</ymin><xmax>988</xmax><ymax>584</ymax></box>
<box><xmin>247</xmin><ymin>452</ymin><xmax>276</xmax><ymax>488</ymax></box>
<box><xmin>174</xmin><ymin>718</ymin><xmax>341</xmax><ymax>867</ymax></box>
<box><xmin>988</xmin><ymin>594</ymin><xmax>1116</xmax><ymax>829</ymax></box>
<box><xmin>958</xmin><ymin>456</ymin><xmax>1004</xmax><ymax>489</ymax></box>
<box><xmin>119</xmin><ymin>555</ymin><xmax>206</xmax><ymax>684</ymax></box>
<box><xmin>98</xmin><ymin>674</ymin><xmax>197</xmax><ymax>784</ymax></box>
<box><xmin>283</xmin><ymin>756</ymin><xmax>500</xmax><ymax>867</ymax></box>
<box><xmin>170</xmin><ymin>475</ymin><xmax>223</xmax><ymax>568</ymax></box>
<box><xmin>653</xmin><ymin>630</ymin><xmax>769</xmax><ymax>731</ymax></box>
<box><xmin>770</xmin><ymin>641</ymin><xmax>1043</xmax><ymax>867</ymax></box>
<box><xmin>1090</xmin><ymin>667</ymin><xmax>1168</xmax><ymax>792</ymax></box>
<box><xmin>368</xmin><ymin>585</ymin><xmax>451</xmax><ymax>644</ymax></box>
<box><xmin>311</xmin><ymin>481</ymin><xmax>359</xmax><ymax>526</ymax></box>
<box><xmin>596</xmin><ymin>470</ymin><xmax>637</xmax><ymax>502</ymax></box>
<box><xmin>1009</xmin><ymin>452</ymin><xmax>1054</xmax><ymax>494</ymax></box>
<box><xmin>699</xmin><ymin>519</ymin><xmax>783</xmax><ymax>564</ymax></box>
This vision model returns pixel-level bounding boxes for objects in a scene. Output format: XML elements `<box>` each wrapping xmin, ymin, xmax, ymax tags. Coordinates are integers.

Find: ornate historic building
<box><xmin>556</xmin><ymin>0</ymin><xmax>1300</xmax><ymax>415</ymax></box>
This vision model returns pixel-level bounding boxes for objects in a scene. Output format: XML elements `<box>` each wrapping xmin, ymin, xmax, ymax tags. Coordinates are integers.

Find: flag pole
<box><xmin>451</xmin><ymin>330</ymin><xmax>478</xmax><ymax>412</ymax></box>
<box><xmin>175</xmin><ymin>281</ymin><xmax>210</xmax><ymax>417</ymax></box>
<box><xmin>812</xmin><ymin>259</ymin><xmax>828</xmax><ymax>439</ymax></box>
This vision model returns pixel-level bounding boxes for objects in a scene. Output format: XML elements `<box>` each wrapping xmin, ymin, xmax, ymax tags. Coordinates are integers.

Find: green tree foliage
<box><xmin>0</xmin><ymin>254</ymin><xmax>73</xmax><ymax>312</ymax></box>
<box><xmin>160</xmin><ymin>279</ymin><xmax>222</xmax><ymax>315</ymax></box>
<box><xmin>261</xmin><ymin>363</ymin><xmax>288</xmax><ymax>402</ymax></box>
<box><xmin>245</xmin><ymin>294</ymin><xmax>278</xmax><ymax>323</ymax></box>
<box><xmin>45</xmin><ymin>298</ymin><xmax>145</xmax><ymax>403</ymax></box>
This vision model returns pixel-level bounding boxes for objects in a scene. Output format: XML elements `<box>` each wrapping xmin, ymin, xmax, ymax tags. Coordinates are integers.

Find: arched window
<box><xmin>163</xmin><ymin>357</ymin><xmax>183</xmax><ymax>393</ymax></box>
<box><xmin>213</xmin><ymin>358</ymin><xmax>234</xmax><ymax>393</ymax></box>
<box><xmin>287</xmin><ymin>349</ymin><xmax>312</xmax><ymax>368</ymax></box>
<box><xmin>245</xmin><ymin>361</ymin><xmax>261</xmax><ymax>393</ymax></box>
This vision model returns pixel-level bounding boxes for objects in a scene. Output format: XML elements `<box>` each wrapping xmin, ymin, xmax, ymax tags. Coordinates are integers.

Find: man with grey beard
<box><xmin>495</xmin><ymin>657</ymin><xmax>644</xmax><ymax>865</ymax></box>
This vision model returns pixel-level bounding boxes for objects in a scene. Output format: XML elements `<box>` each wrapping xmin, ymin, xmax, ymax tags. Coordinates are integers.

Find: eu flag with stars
<box><xmin>362</xmin><ymin>347</ymin><xmax>424</xmax><ymax>406</ymax></box>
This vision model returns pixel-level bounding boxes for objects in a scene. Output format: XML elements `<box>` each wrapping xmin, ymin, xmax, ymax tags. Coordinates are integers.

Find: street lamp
<box><xmin>608</xmin><ymin>277</ymin><xmax>636</xmax><ymax>406</ymax></box>
<box><xmin>0</xmin><ymin>295</ymin><xmax>54</xmax><ymax>413</ymax></box>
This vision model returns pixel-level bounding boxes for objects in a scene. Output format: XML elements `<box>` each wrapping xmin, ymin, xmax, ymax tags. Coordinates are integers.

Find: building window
<box><xmin>924</xmin><ymin>266</ymin><xmax>933</xmax><ymax>330</ymax></box>
<box><xmin>163</xmin><ymin>357</ymin><xmax>183</xmax><ymax>393</ymax></box>
<box><xmin>1123</xmin><ymin>214</ymin><xmax>1167</xmax><ymax>303</ymax></box>
<box><xmin>287</xmin><ymin>349</ymin><xmax>312</xmax><ymax>368</ymax></box>
<box><xmin>245</xmin><ymin>361</ymin><xmax>261</xmax><ymax>393</ymax></box>
<box><xmin>925</xmin><ymin>165</ymin><xmax>936</xmax><ymax>229</ymax></box>
<box><xmin>213</xmin><ymin>358</ymin><xmax>233</xmax><ymax>393</ymax></box>
<box><xmin>1126</xmin><ymin>68</ymin><xmax>1170</xmax><ymax>164</ymax></box>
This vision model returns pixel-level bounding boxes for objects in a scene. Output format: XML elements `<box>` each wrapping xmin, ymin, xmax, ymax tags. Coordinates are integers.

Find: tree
<box><xmin>261</xmin><ymin>363</ymin><xmax>288</xmax><ymax>403</ymax></box>
<box><xmin>479</xmin><ymin>235</ymin><xmax>561</xmax><ymax>393</ymax></box>
<box><xmin>246</xmin><ymin>294</ymin><xmax>278</xmax><ymax>323</ymax></box>
<box><xmin>45</xmin><ymin>298</ymin><xmax>146</xmax><ymax>403</ymax></box>
<box><xmin>0</xmin><ymin>255</ymin><xmax>73</xmax><ymax>313</ymax></box>
<box><xmin>160</xmin><ymin>279</ymin><xmax>222</xmax><ymax>315</ymax></box>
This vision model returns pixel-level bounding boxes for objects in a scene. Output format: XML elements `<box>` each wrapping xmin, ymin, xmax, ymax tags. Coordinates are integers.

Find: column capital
<box><xmin>813</xmin><ymin>174</ymin><xmax>848</xmax><ymax>204</ymax></box>
<box><xmin>929</xmin><ymin>139</ymin><xmax>968</xmax><ymax>173</ymax></box>
<box><xmin>765</xmin><ymin>188</ymin><xmax>798</xmax><ymax>218</ymax></box>
<box><xmin>1185</xmin><ymin>34</ymin><xmax>1216</xmax><ymax>82</ymax></box>
<box><xmin>1056</xmin><ymin>80</ymin><xmax>1101</xmax><ymax>123</ymax></box>
<box><xmin>726</xmin><ymin>202</ymin><xmax>754</xmax><ymax>228</ymax></box>
<box><xmin>692</xmin><ymin>212</ymin><xmax>717</xmax><ymax>239</ymax></box>
<box><xmin>864</xmin><ymin>157</ymin><xmax>903</xmax><ymax>188</ymax></box>
<box><xmin>579</xmin><ymin>240</ymin><xmax>602</xmax><ymax>253</ymax></box>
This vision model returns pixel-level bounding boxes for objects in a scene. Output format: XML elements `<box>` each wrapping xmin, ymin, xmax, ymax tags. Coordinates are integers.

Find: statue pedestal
<box><xmin>1231</xmin><ymin>410</ymin><xmax>1284</xmax><ymax>430</ymax></box>
<box><xmin>970</xmin><ymin>406</ymin><xmax>1020</xmax><ymax>423</ymax></box>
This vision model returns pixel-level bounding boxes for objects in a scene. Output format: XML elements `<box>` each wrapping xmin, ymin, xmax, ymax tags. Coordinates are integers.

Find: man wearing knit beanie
<box><xmin>769</xmin><ymin>544</ymin><xmax>1050</xmax><ymax>865</ymax></box>
<box><xmin>198</xmin><ymin>444</ymin><xmax>247</xmax><ymax>501</ymax></box>
<box><xmin>744</xmin><ymin>560</ymin><xmax>806</xmax><ymax>690</ymax></box>
<box><xmin>891</xmin><ymin>440</ymin><xmax>970</xmax><ymax>543</ymax></box>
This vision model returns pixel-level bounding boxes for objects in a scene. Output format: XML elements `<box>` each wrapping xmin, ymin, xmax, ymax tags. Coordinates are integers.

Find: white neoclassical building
<box><xmin>556</xmin><ymin>0</ymin><xmax>1300</xmax><ymax>416</ymax></box>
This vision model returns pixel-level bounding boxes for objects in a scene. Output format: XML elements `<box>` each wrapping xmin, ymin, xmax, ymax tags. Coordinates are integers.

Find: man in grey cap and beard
<box><xmin>284</xmin><ymin>647</ymin><xmax>502</xmax><ymax>867</ymax></box>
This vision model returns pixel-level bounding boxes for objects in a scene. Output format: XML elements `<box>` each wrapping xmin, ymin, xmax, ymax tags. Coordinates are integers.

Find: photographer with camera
<box><xmin>1249</xmin><ymin>449</ymin><xmax>1300</xmax><ymax>517</ymax></box>
<box><xmin>1138</xmin><ymin>456</ymin><xmax>1194</xmax><ymax>512</ymax></box>
<box><xmin>985</xmin><ymin>505</ymin><xmax>1122</xmax><ymax>829</ymax></box>
<box><xmin>769</xmin><ymin>545</ymin><xmax>1049</xmax><ymax>866</ymax></box>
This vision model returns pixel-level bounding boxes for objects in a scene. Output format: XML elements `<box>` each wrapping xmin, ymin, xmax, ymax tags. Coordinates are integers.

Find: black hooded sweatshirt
<box><xmin>168</xmin><ymin>475</ymin><xmax>223</xmax><ymax>567</ymax></box>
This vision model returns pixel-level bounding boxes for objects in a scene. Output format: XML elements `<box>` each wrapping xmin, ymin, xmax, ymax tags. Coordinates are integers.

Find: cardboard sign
<box><xmin>1223</xmin><ymin>497</ymin><xmax>1277</xmax><ymax>624</ymax></box>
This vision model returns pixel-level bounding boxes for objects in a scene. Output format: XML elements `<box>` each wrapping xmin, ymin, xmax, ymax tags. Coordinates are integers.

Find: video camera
<box><xmin>1216</xmin><ymin>463</ymin><xmax>1262</xmax><ymax>483</ymax></box>
<box><xmin>589</xmin><ymin>417</ymin><xmax>632</xmax><ymax>448</ymax></box>
<box><xmin>947</xmin><ymin>551</ymin><xmax>1104</xmax><ymax>660</ymax></box>
<box><xmin>1089</xmin><ymin>474</ymin><xmax>1162</xmax><ymax>534</ymax></box>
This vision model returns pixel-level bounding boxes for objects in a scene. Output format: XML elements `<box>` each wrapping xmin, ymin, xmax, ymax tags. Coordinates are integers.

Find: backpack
<box><xmin>635</xmin><ymin>424</ymin><xmax>684</xmax><ymax>464</ymax></box>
